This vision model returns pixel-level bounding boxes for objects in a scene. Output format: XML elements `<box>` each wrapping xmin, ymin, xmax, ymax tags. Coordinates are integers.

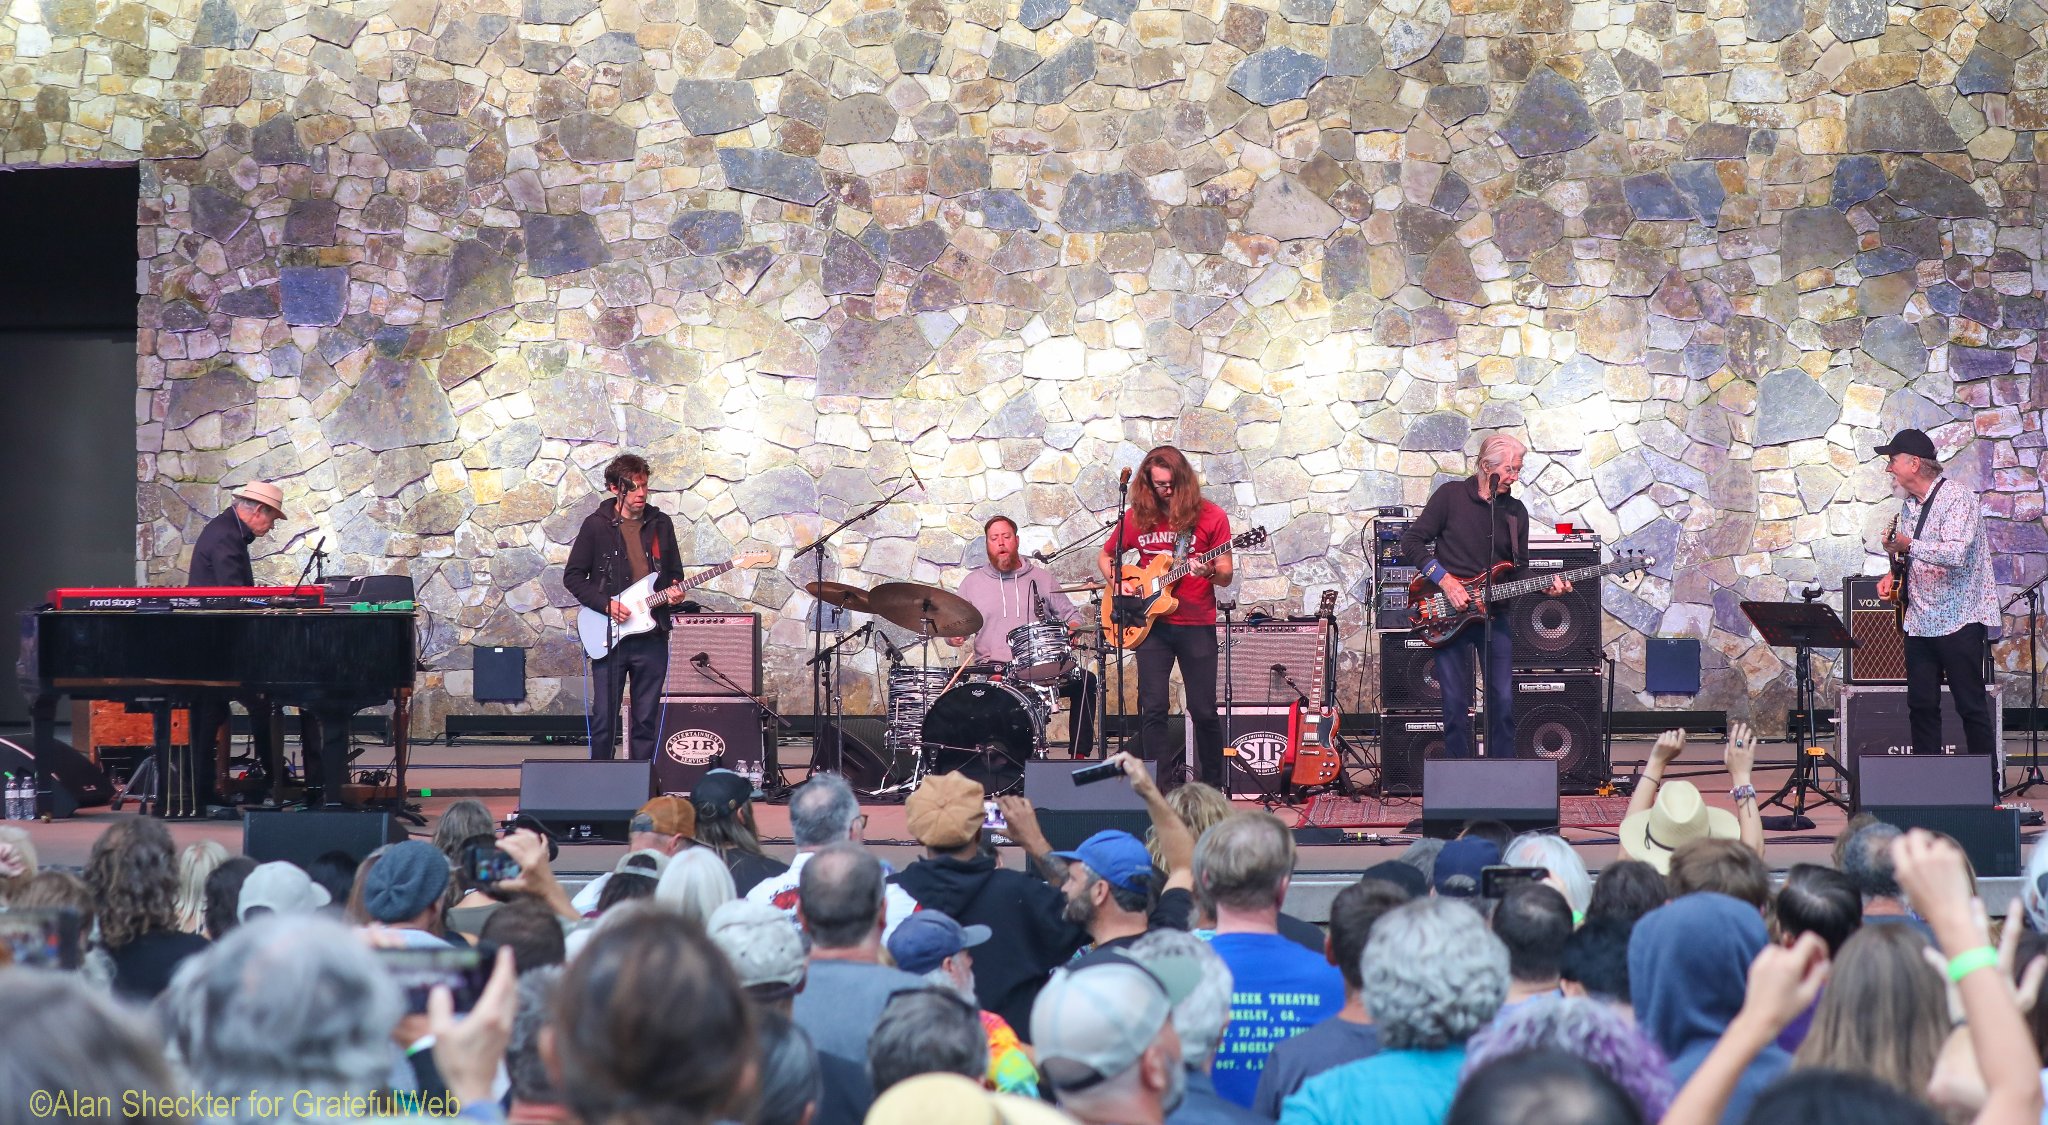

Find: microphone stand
<box><xmin>692</xmin><ymin>657</ymin><xmax>791</xmax><ymax>788</ymax></box>
<box><xmin>1107</xmin><ymin>474</ymin><xmax>1139</xmax><ymax>765</ymax></box>
<box><xmin>795</xmin><ymin>476</ymin><xmax>916</xmax><ymax>777</ymax></box>
<box><xmin>2004</xmin><ymin>573</ymin><xmax>2048</xmax><ymax>796</ymax></box>
<box><xmin>1032</xmin><ymin>515</ymin><xmax>1122</xmax><ymax>763</ymax></box>
<box><xmin>1480</xmin><ymin>475</ymin><xmax>1499</xmax><ymax>759</ymax></box>
<box><xmin>291</xmin><ymin>536</ymin><xmax>326</xmax><ymax>592</ymax></box>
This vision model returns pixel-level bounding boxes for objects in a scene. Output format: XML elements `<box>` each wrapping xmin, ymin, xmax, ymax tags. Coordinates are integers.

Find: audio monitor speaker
<box><xmin>518</xmin><ymin>759</ymin><xmax>654</xmax><ymax>842</ymax></box>
<box><xmin>1022</xmin><ymin>759</ymin><xmax>1157</xmax><ymax>851</ymax></box>
<box><xmin>244</xmin><ymin>809</ymin><xmax>405</xmax><ymax>869</ymax></box>
<box><xmin>1421</xmin><ymin>758</ymin><xmax>1560</xmax><ymax>837</ymax></box>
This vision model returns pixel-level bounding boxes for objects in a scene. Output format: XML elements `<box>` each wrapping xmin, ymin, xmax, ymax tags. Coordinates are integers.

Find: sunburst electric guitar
<box><xmin>1285</xmin><ymin>588</ymin><xmax>1343</xmax><ymax>789</ymax></box>
<box><xmin>1101</xmin><ymin>527</ymin><xmax>1269</xmax><ymax>650</ymax></box>
<box><xmin>1880</xmin><ymin>515</ymin><xmax>1909</xmax><ymax>628</ymax></box>
<box><xmin>577</xmin><ymin>551</ymin><xmax>775</xmax><ymax>660</ymax></box>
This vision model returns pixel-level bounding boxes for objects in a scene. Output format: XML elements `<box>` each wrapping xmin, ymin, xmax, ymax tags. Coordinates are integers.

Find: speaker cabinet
<box><xmin>0</xmin><ymin>736</ymin><xmax>112</xmax><ymax>812</ymax></box>
<box><xmin>628</xmin><ymin>697</ymin><xmax>769</xmax><ymax>797</ymax></box>
<box><xmin>1022</xmin><ymin>759</ymin><xmax>1157</xmax><ymax>851</ymax></box>
<box><xmin>518</xmin><ymin>759</ymin><xmax>654</xmax><ymax>842</ymax></box>
<box><xmin>1838</xmin><ymin>683</ymin><xmax>2004</xmax><ymax>780</ymax></box>
<box><xmin>1215</xmin><ymin>620</ymin><xmax>1328</xmax><ymax>706</ymax></box>
<box><xmin>1193</xmin><ymin>706</ymin><xmax>1291</xmax><ymax>800</ymax></box>
<box><xmin>1856</xmin><ymin>754</ymin><xmax>1996</xmax><ymax>810</ymax></box>
<box><xmin>661</xmin><ymin>613</ymin><xmax>762</xmax><ymax>695</ymax></box>
<box><xmin>1867</xmin><ymin>806</ymin><xmax>2021</xmax><ymax>876</ymax></box>
<box><xmin>244</xmin><ymin>809</ymin><xmax>405</xmax><ymax>869</ymax></box>
<box><xmin>1380</xmin><ymin>714</ymin><xmax>1454</xmax><ymax>797</ymax></box>
<box><xmin>1421</xmin><ymin>758</ymin><xmax>1560</xmax><ymax>838</ymax></box>
<box><xmin>474</xmin><ymin>646</ymin><xmax>527</xmax><ymax>703</ymax></box>
<box><xmin>1512</xmin><ymin>672</ymin><xmax>1609</xmax><ymax>793</ymax></box>
<box><xmin>1380</xmin><ymin>631</ymin><xmax>1454</xmax><ymax>711</ymax></box>
<box><xmin>1509</xmin><ymin>543</ymin><xmax>1602</xmax><ymax>669</ymax></box>
<box><xmin>1843</xmin><ymin>576</ymin><xmax>1905</xmax><ymax>684</ymax></box>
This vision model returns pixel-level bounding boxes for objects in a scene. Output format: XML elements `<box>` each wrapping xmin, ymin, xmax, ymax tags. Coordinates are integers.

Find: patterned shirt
<box><xmin>980</xmin><ymin>1010</ymin><xmax>1040</xmax><ymax>1097</ymax></box>
<box><xmin>1898</xmin><ymin>479</ymin><xmax>1998</xmax><ymax>638</ymax></box>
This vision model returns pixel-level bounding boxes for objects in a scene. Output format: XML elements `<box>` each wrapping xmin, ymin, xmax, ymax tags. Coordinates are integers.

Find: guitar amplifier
<box><xmin>1843</xmin><ymin>576</ymin><xmax>1905</xmax><ymax>683</ymax></box>
<box><xmin>1379</xmin><ymin>713</ymin><xmax>1454</xmax><ymax>796</ymax></box>
<box><xmin>1215</xmin><ymin>620</ymin><xmax>1328</xmax><ymax>706</ymax></box>
<box><xmin>1512</xmin><ymin>671</ymin><xmax>1610</xmax><ymax>792</ymax></box>
<box><xmin>1193</xmin><ymin>706</ymin><xmax>1293</xmax><ymax>799</ymax></box>
<box><xmin>1838</xmin><ymin>682</ymin><xmax>2004</xmax><ymax>779</ymax></box>
<box><xmin>1380</xmin><ymin>630</ymin><xmax>1458</xmax><ymax>711</ymax></box>
<box><xmin>1509</xmin><ymin>543</ymin><xmax>1602</xmax><ymax>670</ymax></box>
<box><xmin>660</xmin><ymin>613</ymin><xmax>762</xmax><ymax>695</ymax></box>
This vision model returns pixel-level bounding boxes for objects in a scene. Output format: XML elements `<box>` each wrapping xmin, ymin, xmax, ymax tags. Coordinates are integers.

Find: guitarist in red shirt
<box><xmin>1099</xmin><ymin>446</ymin><xmax>1234</xmax><ymax>787</ymax></box>
<box><xmin>1400</xmin><ymin>434</ymin><xmax>1571</xmax><ymax>759</ymax></box>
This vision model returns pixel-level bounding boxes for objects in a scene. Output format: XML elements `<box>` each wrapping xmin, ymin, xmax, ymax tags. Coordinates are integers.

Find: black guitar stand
<box><xmin>1741</xmin><ymin>595</ymin><xmax>1857</xmax><ymax>830</ymax></box>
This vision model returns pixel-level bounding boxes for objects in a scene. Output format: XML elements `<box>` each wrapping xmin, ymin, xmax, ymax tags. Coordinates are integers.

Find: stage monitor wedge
<box><xmin>244</xmin><ymin>809</ymin><xmax>406</xmax><ymax>869</ymax></box>
<box><xmin>1022</xmin><ymin>759</ymin><xmax>1156</xmax><ymax>852</ymax></box>
<box><xmin>1420</xmin><ymin>758</ymin><xmax>1560</xmax><ymax>838</ymax></box>
<box><xmin>518</xmin><ymin>759</ymin><xmax>654</xmax><ymax>843</ymax></box>
<box><xmin>1867</xmin><ymin>806</ymin><xmax>2021</xmax><ymax>877</ymax></box>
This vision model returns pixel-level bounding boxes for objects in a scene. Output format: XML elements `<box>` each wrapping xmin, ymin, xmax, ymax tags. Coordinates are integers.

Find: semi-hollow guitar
<box><xmin>1880</xmin><ymin>515</ymin><xmax>1909</xmax><ymax>628</ymax></box>
<box><xmin>1285</xmin><ymin>588</ymin><xmax>1342</xmax><ymax>788</ymax></box>
<box><xmin>1404</xmin><ymin>553</ymin><xmax>1654</xmax><ymax>648</ymax></box>
<box><xmin>577</xmin><ymin>550</ymin><xmax>775</xmax><ymax>660</ymax></box>
<box><xmin>1101</xmin><ymin>527</ymin><xmax>1268</xmax><ymax>650</ymax></box>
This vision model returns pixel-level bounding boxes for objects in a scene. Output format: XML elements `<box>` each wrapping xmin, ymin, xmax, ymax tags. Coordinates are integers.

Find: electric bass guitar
<box><xmin>1101</xmin><ymin>527</ymin><xmax>1268</xmax><ymax>650</ymax></box>
<box><xmin>576</xmin><ymin>551</ymin><xmax>776</xmax><ymax>660</ymax></box>
<box><xmin>1880</xmin><ymin>515</ymin><xmax>1909</xmax><ymax>627</ymax></box>
<box><xmin>1285</xmin><ymin>588</ymin><xmax>1342</xmax><ymax>788</ymax></box>
<box><xmin>1404</xmin><ymin>552</ymin><xmax>1654</xmax><ymax>648</ymax></box>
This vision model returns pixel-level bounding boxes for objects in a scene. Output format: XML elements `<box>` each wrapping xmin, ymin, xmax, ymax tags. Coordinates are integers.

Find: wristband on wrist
<box><xmin>1946</xmin><ymin>946</ymin><xmax>2000</xmax><ymax>983</ymax></box>
<box><xmin>1425</xmin><ymin>560</ymin><xmax>1448</xmax><ymax>583</ymax></box>
<box><xmin>1729</xmin><ymin>784</ymin><xmax>1756</xmax><ymax>803</ymax></box>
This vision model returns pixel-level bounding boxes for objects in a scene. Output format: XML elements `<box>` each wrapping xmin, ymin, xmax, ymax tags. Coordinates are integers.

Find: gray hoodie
<box><xmin>957</xmin><ymin>559</ymin><xmax>1084</xmax><ymax>663</ymax></box>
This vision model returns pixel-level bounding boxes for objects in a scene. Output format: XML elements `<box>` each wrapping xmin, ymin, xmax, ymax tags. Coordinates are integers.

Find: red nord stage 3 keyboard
<box><xmin>48</xmin><ymin>586</ymin><xmax>327</xmax><ymax>610</ymax></box>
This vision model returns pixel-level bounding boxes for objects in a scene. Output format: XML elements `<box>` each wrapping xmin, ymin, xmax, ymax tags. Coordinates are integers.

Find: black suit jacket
<box><xmin>190</xmin><ymin>507</ymin><xmax>255</xmax><ymax>586</ymax></box>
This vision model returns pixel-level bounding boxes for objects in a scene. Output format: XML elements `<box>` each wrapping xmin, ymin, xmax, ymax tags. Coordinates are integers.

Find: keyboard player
<box><xmin>188</xmin><ymin>482</ymin><xmax>287</xmax><ymax>810</ymax></box>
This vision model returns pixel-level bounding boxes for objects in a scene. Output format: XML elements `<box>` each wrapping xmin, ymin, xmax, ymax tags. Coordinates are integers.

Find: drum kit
<box><xmin>806</xmin><ymin>577</ymin><xmax>1102</xmax><ymax>797</ymax></box>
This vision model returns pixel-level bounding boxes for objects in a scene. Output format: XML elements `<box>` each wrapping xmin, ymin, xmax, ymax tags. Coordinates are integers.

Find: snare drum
<box><xmin>1005</xmin><ymin>621</ymin><xmax>1075</xmax><ymax>684</ymax></box>
<box><xmin>921</xmin><ymin>680</ymin><xmax>1046</xmax><ymax>795</ymax></box>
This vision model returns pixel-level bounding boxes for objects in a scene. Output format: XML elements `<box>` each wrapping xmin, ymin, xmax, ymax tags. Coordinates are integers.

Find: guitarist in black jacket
<box><xmin>562</xmin><ymin>454</ymin><xmax>686</xmax><ymax>761</ymax></box>
<box><xmin>1400</xmin><ymin>434</ymin><xmax>1571</xmax><ymax>759</ymax></box>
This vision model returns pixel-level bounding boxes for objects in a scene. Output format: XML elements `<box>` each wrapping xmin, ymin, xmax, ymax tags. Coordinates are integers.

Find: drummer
<box><xmin>950</xmin><ymin>515</ymin><xmax>1099</xmax><ymax>757</ymax></box>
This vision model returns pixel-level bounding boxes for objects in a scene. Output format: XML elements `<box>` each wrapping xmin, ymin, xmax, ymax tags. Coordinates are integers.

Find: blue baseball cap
<box><xmin>1432</xmin><ymin>837</ymin><xmax>1502</xmax><ymax>898</ymax></box>
<box><xmin>1054</xmin><ymin>830</ymin><xmax>1155</xmax><ymax>894</ymax></box>
<box><xmin>887</xmin><ymin>910</ymin><xmax>991</xmax><ymax>975</ymax></box>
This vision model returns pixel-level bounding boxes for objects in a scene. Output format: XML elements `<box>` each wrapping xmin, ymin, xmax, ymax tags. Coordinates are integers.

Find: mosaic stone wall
<box><xmin>3</xmin><ymin>0</ymin><xmax>2044</xmax><ymax>734</ymax></box>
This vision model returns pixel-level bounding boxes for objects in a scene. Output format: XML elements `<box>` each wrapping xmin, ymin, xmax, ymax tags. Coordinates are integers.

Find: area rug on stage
<box><xmin>1304</xmin><ymin>795</ymin><xmax>1634</xmax><ymax>830</ymax></box>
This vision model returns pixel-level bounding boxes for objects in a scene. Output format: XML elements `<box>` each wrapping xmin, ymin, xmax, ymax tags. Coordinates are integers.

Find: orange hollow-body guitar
<box><xmin>1100</xmin><ymin>527</ymin><xmax>1268</xmax><ymax>650</ymax></box>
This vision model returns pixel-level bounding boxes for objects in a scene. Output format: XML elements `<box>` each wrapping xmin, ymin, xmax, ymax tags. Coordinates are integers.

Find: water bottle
<box><xmin>746</xmin><ymin>759</ymin><xmax>763</xmax><ymax>788</ymax></box>
<box><xmin>10</xmin><ymin>775</ymin><xmax>26</xmax><ymax>820</ymax></box>
<box><xmin>3</xmin><ymin>774</ymin><xmax>18</xmax><ymax>820</ymax></box>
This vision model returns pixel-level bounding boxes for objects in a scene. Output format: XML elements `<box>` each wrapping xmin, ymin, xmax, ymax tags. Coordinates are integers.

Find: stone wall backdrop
<box><xmin>3</xmin><ymin>0</ymin><xmax>2044</xmax><ymax>735</ymax></box>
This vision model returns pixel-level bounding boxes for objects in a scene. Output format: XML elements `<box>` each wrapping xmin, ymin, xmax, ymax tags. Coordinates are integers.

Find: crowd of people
<box><xmin>2</xmin><ymin>736</ymin><xmax>2046</xmax><ymax>1125</ymax></box>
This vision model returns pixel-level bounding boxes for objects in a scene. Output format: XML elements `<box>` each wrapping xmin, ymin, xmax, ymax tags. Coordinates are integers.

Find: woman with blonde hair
<box><xmin>1149</xmin><ymin>781</ymin><xmax>1233</xmax><ymax>872</ymax></box>
<box><xmin>654</xmin><ymin>847</ymin><xmax>736</xmax><ymax>929</ymax></box>
<box><xmin>174</xmin><ymin>839</ymin><xmax>229</xmax><ymax>934</ymax></box>
<box><xmin>1792</xmin><ymin>923</ymin><xmax>1949</xmax><ymax>1099</ymax></box>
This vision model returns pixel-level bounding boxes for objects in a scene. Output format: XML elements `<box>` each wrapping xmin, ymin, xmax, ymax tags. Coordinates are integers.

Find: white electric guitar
<box><xmin>576</xmin><ymin>551</ymin><xmax>775</xmax><ymax>660</ymax></box>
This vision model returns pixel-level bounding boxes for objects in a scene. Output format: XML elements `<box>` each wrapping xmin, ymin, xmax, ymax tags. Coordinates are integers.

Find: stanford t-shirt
<box><xmin>1108</xmin><ymin>501</ymin><xmax>1231</xmax><ymax>626</ymax></box>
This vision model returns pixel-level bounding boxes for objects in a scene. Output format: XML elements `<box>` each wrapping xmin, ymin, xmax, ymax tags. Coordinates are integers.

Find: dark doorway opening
<box><xmin>0</xmin><ymin>165</ymin><xmax>140</xmax><ymax>723</ymax></box>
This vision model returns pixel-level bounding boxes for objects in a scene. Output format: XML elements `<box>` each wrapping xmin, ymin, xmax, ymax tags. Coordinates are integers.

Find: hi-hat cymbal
<box><xmin>867</xmin><ymin>581</ymin><xmax>984</xmax><ymax>638</ymax></box>
<box><xmin>804</xmin><ymin>580</ymin><xmax>872</xmax><ymax>613</ymax></box>
<box><xmin>1059</xmin><ymin>579</ymin><xmax>1107</xmax><ymax>594</ymax></box>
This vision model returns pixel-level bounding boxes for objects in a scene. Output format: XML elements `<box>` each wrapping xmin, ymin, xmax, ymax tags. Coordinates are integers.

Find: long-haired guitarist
<box><xmin>1874</xmin><ymin>428</ymin><xmax>1997</xmax><ymax>757</ymax></box>
<box><xmin>1400</xmin><ymin>433</ymin><xmax>1572</xmax><ymax>758</ymax></box>
<box><xmin>1099</xmin><ymin>445</ymin><xmax>1234</xmax><ymax>787</ymax></box>
<box><xmin>562</xmin><ymin>453</ymin><xmax>686</xmax><ymax>760</ymax></box>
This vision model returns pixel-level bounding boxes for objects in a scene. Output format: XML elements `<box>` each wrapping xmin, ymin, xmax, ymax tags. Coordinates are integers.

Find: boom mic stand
<box><xmin>691</xmin><ymin>655</ymin><xmax>791</xmax><ymax>785</ymax></box>
<box><xmin>795</xmin><ymin>475</ymin><xmax>918</xmax><ymax>777</ymax></box>
<box><xmin>1032</xmin><ymin>513</ymin><xmax>1122</xmax><ymax>761</ymax></box>
<box><xmin>2003</xmin><ymin>573</ymin><xmax>2047</xmax><ymax>796</ymax></box>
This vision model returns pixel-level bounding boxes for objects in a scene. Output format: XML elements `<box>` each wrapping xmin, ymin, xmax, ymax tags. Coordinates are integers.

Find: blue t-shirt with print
<box><xmin>1206</xmin><ymin>932</ymin><xmax>1346</xmax><ymax>1108</ymax></box>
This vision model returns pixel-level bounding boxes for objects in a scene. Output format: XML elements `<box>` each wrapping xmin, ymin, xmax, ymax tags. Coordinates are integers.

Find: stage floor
<box><xmin>11</xmin><ymin>732</ymin><xmax>1955</xmax><ymax>878</ymax></box>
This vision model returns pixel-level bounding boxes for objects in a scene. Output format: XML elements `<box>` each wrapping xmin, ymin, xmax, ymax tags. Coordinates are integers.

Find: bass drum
<box><xmin>920</xmin><ymin>680</ymin><xmax>1045</xmax><ymax>795</ymax></box>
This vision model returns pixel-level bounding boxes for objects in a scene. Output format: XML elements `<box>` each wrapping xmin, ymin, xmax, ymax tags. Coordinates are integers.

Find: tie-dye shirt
<box><xmin>981</xmin><ymin>1010</ymin><xmax>1040</xmax><ymax>1098</ymax></box>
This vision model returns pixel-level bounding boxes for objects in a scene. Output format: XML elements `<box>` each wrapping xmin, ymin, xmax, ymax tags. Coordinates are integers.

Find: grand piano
<box><xmin>16</xmin><ymin>586</ymin><xmax>417</xmax><ymax>818</ymax></box>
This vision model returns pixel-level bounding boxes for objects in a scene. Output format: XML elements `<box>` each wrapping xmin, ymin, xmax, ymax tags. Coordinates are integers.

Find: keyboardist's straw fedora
<box><xmin>1618</xmin><ymin>780</ymin><xmax>1739</xmax><ymax>874</ymax></box>
<box><xmin>231</xmin><ymin>480</ymin><xmax>290</xmax><ymax>520</ymax></box>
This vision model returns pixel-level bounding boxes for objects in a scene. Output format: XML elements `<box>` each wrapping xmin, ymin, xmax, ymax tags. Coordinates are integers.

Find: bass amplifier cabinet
<box><xmin>1838</xmin><ymin>683</ymin><xmax>2004</xmax><ymax>780</ymax></box>
<box><xmin>1843</xmin><ymin>576</ymin><xmax>1905</xmax><ymax>683</ymax></box>
<box><xmin>1510</xmin><ymin>542</ymin><xmax>1602</xmax><ymax>670</ymax></box>
<box><xmin>1380</xmin><ymin>630</ymin><xmax>1461</xmax><ymax>711</ymax></box>
<box><xmin>1512</xmin><ymin>671</ymin><xmax>1610</xmax><ymax>793</ymax></box>
<box><xmin>1380</xmin><ymin>713</ymin><xmax>1454</xmax><ymax>796</ymax></box>
<box><xmin>661</xmin><ymin>613</ymin><xmax>761</xmax><ymax>695</ymax></box>
<box><xmin>1216</xmin><ymin>620</ymin><xmax>1328</xmax><ymax>706</ymax></box>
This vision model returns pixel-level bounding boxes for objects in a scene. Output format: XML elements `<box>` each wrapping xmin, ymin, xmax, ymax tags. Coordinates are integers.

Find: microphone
<box><xmin>1269</xmin><ymin>662</ymin><xmax>1287</xmax><ymax>684</ymax></box>
<box><xmin>691</xmin><ymin>652</ymin><xmax>710</xmax><ymax>666</ymax></box>
<box><xmin>1119</xmin><ymin>467</ymin><xmax>1132</xmax><ymax>489</ymax></box>
<box><xmin>1030</xmin><ymin>547</ymin><xmax>1053</xmax><ymax>562</ymax></box>
<box><xmin>1487</xmin><ymin>472</ymin><xmax>1502</xmax><ymax>497</ymax></box>
<box><xmin>1071</xmin><ymin>760</ymin><xmax>1126</xmax><ymax>786</ymax></box>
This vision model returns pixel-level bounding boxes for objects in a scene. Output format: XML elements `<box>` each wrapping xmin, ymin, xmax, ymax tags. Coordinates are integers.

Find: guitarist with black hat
<box><xmin>1874</xmin><ymin>427</ymin><xmax>1998</xmax><ymax>757</ymax></box>
<box><xmin>1400</xmin><ymin>433</ymin><xmax>1572</xmax><ymax>759</ymax></box>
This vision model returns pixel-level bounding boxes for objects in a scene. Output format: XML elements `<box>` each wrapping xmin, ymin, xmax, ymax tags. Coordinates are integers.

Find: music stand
<box><xmin>1740</xmin><ymin>599</ymin><xmax>1857</xmax><ymax>830</ymax></box>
